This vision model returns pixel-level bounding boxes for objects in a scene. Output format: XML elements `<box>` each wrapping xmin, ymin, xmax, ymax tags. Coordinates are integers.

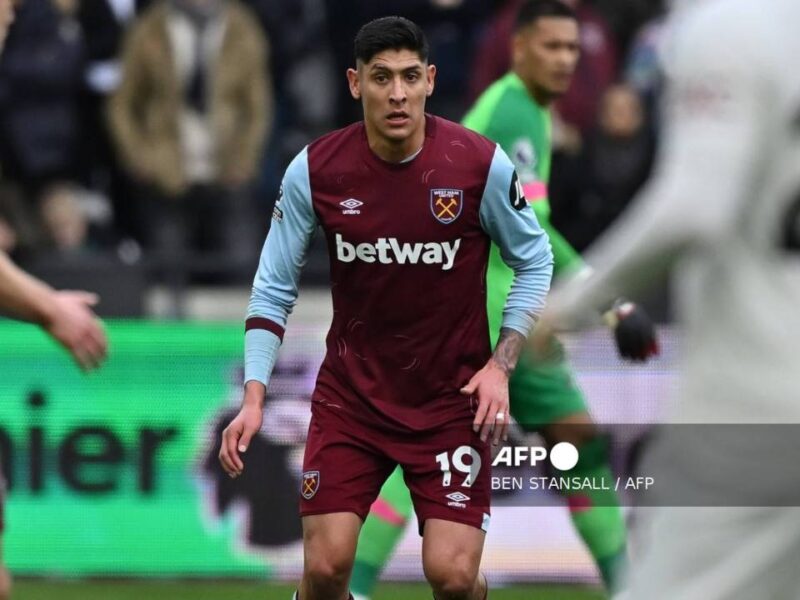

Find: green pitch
<box><xmin>13</xmin><ymin>580</ymin><xmax>606</xmax><ymax>599</ymax></box>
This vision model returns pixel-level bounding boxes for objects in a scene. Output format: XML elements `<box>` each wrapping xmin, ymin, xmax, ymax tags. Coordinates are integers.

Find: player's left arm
<box><xmin>535</xmin><ymin>7</ymin><xmax>769</xmax><ymax>336</ymax></box>
<box><xmin>0</xmin><ymin>252</ymin><xmax>107</xmax><ymax>371</ymax></box>
<box><xmin>462</xmin><ymin>145</ymin><xmax>554</xmax><ymax>445</ymax></box>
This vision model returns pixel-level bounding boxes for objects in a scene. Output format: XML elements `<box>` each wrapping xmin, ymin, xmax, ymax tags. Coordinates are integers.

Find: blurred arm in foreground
<box><xmin>0</xmin><ymin>252</ymin><xmax>107</xmax><ymax>370</ymax></box>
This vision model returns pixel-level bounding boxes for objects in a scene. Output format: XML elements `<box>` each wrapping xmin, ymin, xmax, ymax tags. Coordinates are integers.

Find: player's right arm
<box><xmin>219</xmin><ymin>148</ymin><xmax>318</xmax><ymax>478</ymax></box>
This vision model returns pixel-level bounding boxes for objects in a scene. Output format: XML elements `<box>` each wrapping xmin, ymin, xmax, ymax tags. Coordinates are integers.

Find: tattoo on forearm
<box><xmin>491</xmin><ymin>328</ymin><xmax>525</xmax><ymax>375</ymax></box>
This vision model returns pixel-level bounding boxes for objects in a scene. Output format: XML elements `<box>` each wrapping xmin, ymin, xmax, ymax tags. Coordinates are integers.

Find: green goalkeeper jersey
<box><xmin>462</xmin><ymin>72</ymin><xmax>584</xmax><ymax>344</ymax></box>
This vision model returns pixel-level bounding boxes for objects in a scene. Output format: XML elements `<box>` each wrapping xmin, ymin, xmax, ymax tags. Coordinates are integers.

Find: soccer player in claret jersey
<box><xmin>350</xmin><ymin>2</ymin><xmax>660</xmax><ymax>598</ymax></box>
<box><xmin>217</xmin><ymin>16</ymin><xmax>553</xmax><ymax>600</ymax></box>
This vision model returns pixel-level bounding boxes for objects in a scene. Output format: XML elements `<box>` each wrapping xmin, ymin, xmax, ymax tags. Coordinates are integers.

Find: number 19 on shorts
<box><xmin>435</xmin><ymin>446</ymin><xmax>482</xmax><ymax>488</ymax></box>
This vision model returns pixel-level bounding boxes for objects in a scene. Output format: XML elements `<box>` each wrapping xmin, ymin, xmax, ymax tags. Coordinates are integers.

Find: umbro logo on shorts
<box><xmin>302</xmin><ymin>471</ymin><xmax>320</xmax><ymax>499</ymax></box>
<box><xmin>446</xmin><ymin>491</ymin><xmax>470</xmax><ymax>502</ymax></box>
<box><xmin>445</xmin><ymin>491</ymin><xmax>470</xmax><ymax>508</ymax></box>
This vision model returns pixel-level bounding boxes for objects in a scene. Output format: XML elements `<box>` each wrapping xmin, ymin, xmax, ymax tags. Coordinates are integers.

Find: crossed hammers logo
<box><xmin>436</xmin><ymin>197</ymin><xmax>458</xmax><ymax>219</ymax></box>
<box><xmin>302</xmin><ymin>471</ymin><xmax>319</xmax><ymax>499</ymax></box>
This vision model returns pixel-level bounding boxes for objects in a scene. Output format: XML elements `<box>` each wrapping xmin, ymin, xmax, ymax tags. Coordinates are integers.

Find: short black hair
<box><xmin>514</xmin><ymin>0</ymin><xmax>577</xmax><ymax>32</ymax></box>
<box><xmin>354</xmin><ymin>16</ymin><xmax>429</xmax><ymax>65</ymax></box>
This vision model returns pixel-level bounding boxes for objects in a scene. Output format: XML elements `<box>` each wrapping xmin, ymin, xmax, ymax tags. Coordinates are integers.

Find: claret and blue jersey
<box><xmin>245</xmin><ymin>115</ymin><xmax>552</xmax><ymax>432</ymax></box>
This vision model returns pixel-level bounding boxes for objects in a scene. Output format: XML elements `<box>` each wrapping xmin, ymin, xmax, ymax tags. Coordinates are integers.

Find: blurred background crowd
<box><xmin>0</xmin><ymin>0</ymin><xmax>668</xmax><ymax>314</ymax></box>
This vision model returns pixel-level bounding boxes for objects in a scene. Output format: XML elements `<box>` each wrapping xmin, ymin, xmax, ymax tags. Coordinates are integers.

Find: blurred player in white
<box><xmin>535</xmin><ymin>0</ymin><xmax>800</xmax><ymax>597</ymax></box>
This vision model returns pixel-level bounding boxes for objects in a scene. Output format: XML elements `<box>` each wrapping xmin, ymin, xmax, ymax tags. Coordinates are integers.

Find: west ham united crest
<box><xmin>430</xmin><ymin>188</ymin><xmax>463</xmax><ymax>224</ymax></box>
<box><xmin>301</xmin><ymin>471</ymin><xmax>320</xmax><ymax>500</ymax></box>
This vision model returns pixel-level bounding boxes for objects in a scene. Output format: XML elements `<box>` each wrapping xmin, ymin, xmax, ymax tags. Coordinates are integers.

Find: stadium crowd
<box><xmin>0</xmin><ymin>0</ymin><xmax>665</xmax><ymax>292</ymax></box>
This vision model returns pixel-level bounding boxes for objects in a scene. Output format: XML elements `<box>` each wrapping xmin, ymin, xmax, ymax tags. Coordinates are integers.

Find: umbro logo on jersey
<box><xmin>335</xmin><ymin>233</ymin><xmax>461</xmax><ymax>271</ymax></box>
<box><xmin>340</xmin><ymin>198</ymin><xmax>363</xmax><ymax>215</ymax></box>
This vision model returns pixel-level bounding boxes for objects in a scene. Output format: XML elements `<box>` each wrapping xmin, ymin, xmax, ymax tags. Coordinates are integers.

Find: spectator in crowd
<box><xmin>40</xmin><ymin>186</ymin><xmax>88</xmax><ymax>254</ymax></box>
<box><xmin>0</xmin><ymin>183</ymin><xmax>44</xmax><ymax>258</ymax></box>
<box><xmin>552</xmin><ymin>83</ymin><xmax>654</xmax><ymax>250</ymax></box>
<box><xmin>624</xmin><ymin>7</ymin><xmax>668</xmax><ymax>125</ymax></box>
<box><xmin>0</xmin><ymin>216</ymin><xmax>16</xmax><ymax>255</ymax></box>
<box><xmin>77</xmin><ymin>0</ymin><xmax>151</xmax><ymax>243</ymax></box>
<box><xmin>554</xmin><ymin>0</ymin><xmax>618</xmax><ymax>137</ymax></box>
<box><xmin>0</xmin><ymin>180</ymin><xmax>114</xmax><ymax>260</ymax></box>
<box><xmin>108</xmin><ymin>0</ymin><xmax>271</xmax><ymax>275</ymax></box>
<box><xmin>0</xmin><ymin>0</ymin><xmax>20</xmax><ymax>275</ymax></box>
<box><xmin>323</xmin><ymin>0</ymin><xmax>371</xmax><ymax>127</ymax></box>
<box><xmin>39</xmin><ymin>184</ymin><xmax>97</xmax><ymax>254</ymax></box>
<box><xmin>0</xmin><ymin>0</ymin><xmax>85</xmax><ymax>200</ymax></box>
<box><xmin>593</xmin><ymin>0</ymin><xmax>664</xmax><ymax>54</ymax></box>
<box><xmin>0</xmin><ymin>0</ymin><xmax>12</xmax><ymax>49</ymax></box>
<box><xmin>245</xmin><ymin>0</ymin><xmax>336</xmax><ymax>208</ymax></box>
<box><xmin>467</xmin><ymin>0</ymin><xmax>518</xmax><ymax>103</ymax></box>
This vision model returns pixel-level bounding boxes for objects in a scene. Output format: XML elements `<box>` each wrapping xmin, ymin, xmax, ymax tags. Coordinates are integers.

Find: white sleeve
<box><xmin>548</xmin><ymin>5</ymin><xmax>773</xmax><ymax>327</ymax></box>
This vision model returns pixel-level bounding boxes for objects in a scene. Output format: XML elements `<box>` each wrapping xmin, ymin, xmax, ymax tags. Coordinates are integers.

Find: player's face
<box><xmin>513</xmin><ymin>17</ymin><xmax>580</xmax><ymax>101</ymax></box>
<box><xmin>347</xmin><ymin>49</ymin><xmax>436</xmax><ymax>156</ymax></box>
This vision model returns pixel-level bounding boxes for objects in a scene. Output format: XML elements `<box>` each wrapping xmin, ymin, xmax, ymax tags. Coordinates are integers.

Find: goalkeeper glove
<box><xmin>603</xmin><ymin>299</ymin><xmax>659</xmax><ymax>362</ymax></box>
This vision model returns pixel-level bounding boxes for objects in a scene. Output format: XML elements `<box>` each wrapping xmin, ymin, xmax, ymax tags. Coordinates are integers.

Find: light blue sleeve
<box><xmin>244</xmin><ymin>147</ymin><xmax>317</xmax><ymax>385</ymax></box>
<box><xmin>479</xmin><ymin>144</ymin><xmax>554</xmax><ymax>336</ymax></box>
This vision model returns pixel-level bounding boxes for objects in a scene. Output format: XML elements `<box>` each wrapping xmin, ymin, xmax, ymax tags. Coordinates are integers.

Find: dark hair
<box><xmin>514</xmin><ymin>0</ymin><xmax>577</xmax><ymax>31</ymax></box>
<box><xmin>354</xmin><ymin>16</ymin><xmax>429</xmax><ymax>64</ymax></box>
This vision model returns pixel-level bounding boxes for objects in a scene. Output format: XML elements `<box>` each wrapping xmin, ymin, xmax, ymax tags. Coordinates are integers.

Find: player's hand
<box><xmin>219</xmin><ymin>401</ymin><xmax>263</xmax><ymax>478</ymax></box>
<box><xmin>603</xmin><ymin>299</ymin><xmax>659</xmax><ymax>362</ymax></box>
<box><xmin>461</xmin><ymin>359</ymin><xmax>510</xmax><ymax>446</ymax></box>
<box><xmin>42</xmin><ymin>290</ymin><xmax>108</xmax><ymax>371</ymax></box>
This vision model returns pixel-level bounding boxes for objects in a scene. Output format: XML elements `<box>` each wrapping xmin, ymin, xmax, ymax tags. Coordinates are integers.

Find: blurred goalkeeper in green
<box><xmin>351</xmin><ymin>2</ymin><xmax>659</xmax><ymax>597</ymax></box>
